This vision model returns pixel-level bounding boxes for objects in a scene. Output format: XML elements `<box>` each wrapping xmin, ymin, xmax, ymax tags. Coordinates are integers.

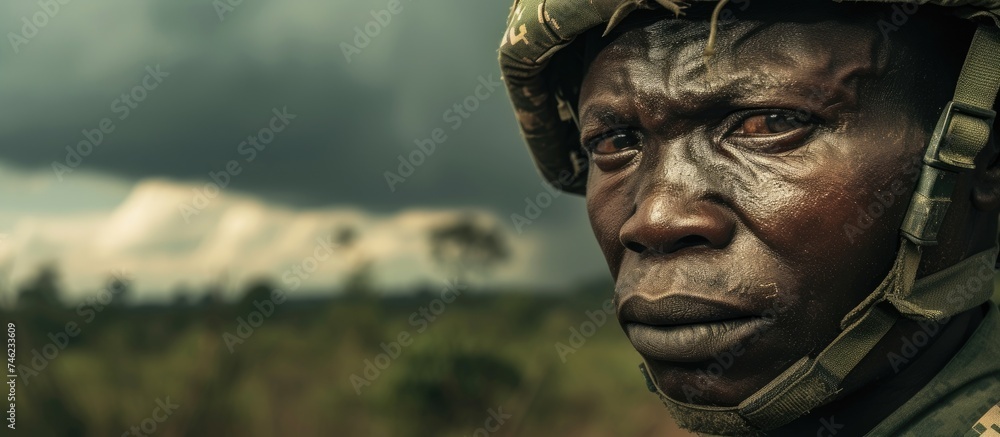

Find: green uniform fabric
<box><xmin>867</xmin><ymin>300</ymin><xmax>1000</xmax><ymax>436</ymax></box>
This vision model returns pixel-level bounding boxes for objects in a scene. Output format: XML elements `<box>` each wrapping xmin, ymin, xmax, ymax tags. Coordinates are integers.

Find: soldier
<box><xmin>499</xmin><ymin>0</ymin><xmax>1000</xmax><ymax>435</ymax></box>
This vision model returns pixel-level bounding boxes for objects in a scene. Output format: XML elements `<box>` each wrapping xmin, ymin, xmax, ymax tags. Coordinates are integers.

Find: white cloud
<box><xmin>0</xmin><ymin>170</ymin><xmax>545</xmax><ymax>303</ymax></box>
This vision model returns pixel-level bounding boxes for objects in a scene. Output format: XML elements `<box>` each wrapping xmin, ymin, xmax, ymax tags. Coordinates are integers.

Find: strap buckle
<box><xmin>925</xmin><ymin>100</ymin><xmax>995</xmax><ymax>171</ymax></box>
<box><xmin>902</xmin><ymin>100</ymin><xmax>995</xmax><ymax>245</ymax></box>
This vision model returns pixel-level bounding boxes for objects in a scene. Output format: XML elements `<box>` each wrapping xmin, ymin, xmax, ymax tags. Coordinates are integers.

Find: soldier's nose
<box><xmin>619</xmin><ymin>192</ymin><xmax>735</xmax><ymax>255</ymax></box>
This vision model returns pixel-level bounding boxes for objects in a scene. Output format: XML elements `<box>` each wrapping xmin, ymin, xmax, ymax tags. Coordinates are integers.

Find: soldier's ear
<box><xmin>972</xmin><ymin>135</ymin><xmax>1000</xmax><ymax>212</ymax></box>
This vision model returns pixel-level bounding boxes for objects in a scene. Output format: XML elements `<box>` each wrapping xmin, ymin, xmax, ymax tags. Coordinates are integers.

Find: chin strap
<box><xmin>640</xmin><ymin>24</ymin><xmax>1000</xmax><ymax>435</ymax></box>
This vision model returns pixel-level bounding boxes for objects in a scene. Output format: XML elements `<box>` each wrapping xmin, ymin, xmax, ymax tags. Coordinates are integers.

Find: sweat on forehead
<box><xmin>578</xmin><ymin>27</ymin><xmax>886</xmax><ymax>129</ymax></box>
<box><xmin>580</xmin><ymin>2</ymin><xmax>889</xmax><ymax>69</ymax></box>
<box><xmin>572</xmin><ymin>3</ymin><xmax>976</xmax><ymax>127</ymax></box>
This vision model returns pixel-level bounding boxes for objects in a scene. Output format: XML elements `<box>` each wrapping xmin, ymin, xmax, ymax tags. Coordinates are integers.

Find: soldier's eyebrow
<box><xmin>577</xmin><ymin>103</ymin><xmax>642</xmax><ymax>137</ymax></box>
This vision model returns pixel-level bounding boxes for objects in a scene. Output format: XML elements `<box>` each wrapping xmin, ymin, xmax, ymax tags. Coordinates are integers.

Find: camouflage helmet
<box><xmin>499</xmin><ymin>1</ymin><xmax>1000</xmax><ymax>434</ymax></box>
<box><xmin>498</xmin><ymin>0</ymin><xmax>1000</xmax><ymax>195</ymax></box>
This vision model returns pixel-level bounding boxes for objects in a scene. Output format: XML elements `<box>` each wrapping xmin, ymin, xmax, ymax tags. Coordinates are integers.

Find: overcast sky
<box><xmin>0</xmin><ymin>0</ymin><xmax>608</xmax><ymax>302</ymax></box>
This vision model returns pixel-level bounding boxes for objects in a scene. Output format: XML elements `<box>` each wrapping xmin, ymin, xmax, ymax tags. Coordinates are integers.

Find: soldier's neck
<box><xmin>771</xmin><ymin>305</ymin><xmax>986</xmax><ymax>436</ymax></box>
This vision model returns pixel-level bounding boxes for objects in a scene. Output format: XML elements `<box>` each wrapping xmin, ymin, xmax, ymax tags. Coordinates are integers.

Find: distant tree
<box><xmin>104</xmin><ymin>273</ymin><xmax>132</xmax><ymax>308</ymax></box>
<box><xmin>0</xmin><ymin>260</ymin><xmax>15</xmax><ymax>310</ymax></box>
<box><xmin>333</xmin><ymin>225</ymin><xmax>378</xmax><ymax>298</ymax></box>
<box><xmin>343</xmin><ymin>259</ymin><xmax>374</xmax><ymax>299</ymax></box>
<box><xmin>428</xmin><ymin>214</ymin><xmax>510</xmax><ymax>283</ymax></box>
<box><xmin>239</xmin><ymin>278</ymin><xmax>279</xmax><ymax>312</ymax></box>
<box><xmin>15</xmin><ymin>264</ymin><xmax>68</xmax><ymax>354</ymax></box>
<box><xmin>335</xmin><ymin>226</ymin><xmax>357</xmax><ymax>247</ymax></box>
<box><xmin>16</xmin><ymin>263</ymin><xmax>62</xmax><ymax>310</ymax></box>
<box><xmin>171</xmin><ymin>285</ymin><xmax>194</xmax><ymax>307</ymax></box>
<box><xmin>198</xmin><ymin>287</ymin><xmax>225</xmax><ymax>308</ymax></box>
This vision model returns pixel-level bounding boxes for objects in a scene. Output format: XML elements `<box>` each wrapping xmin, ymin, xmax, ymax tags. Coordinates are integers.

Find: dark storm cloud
<box><xmin>0</xmin><ymin>0</ymin><xmax>582</xmax><ymax>222</ymax></box>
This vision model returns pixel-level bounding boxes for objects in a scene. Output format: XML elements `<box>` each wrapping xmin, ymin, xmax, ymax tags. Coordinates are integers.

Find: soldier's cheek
<box><xmin>586</xmin><ymin>184</ymin><xmax>634</xmax><ymax>277</ymax></box>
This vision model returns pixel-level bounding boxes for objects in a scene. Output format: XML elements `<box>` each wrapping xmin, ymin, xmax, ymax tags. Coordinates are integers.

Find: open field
<box><xmin>6</xmin><ymin>275</ymin><xmax>999</xmax><ymax>436</ymax></box>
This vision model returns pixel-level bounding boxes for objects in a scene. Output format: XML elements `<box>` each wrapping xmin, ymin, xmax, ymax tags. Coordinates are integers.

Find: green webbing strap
<box><xmin>955</xmin><ymin>27</ymin><xmax>1000</xmax><ymax>118</ymax></box>
<box><xmin>737</xmin><ymin>26</ymin><xmax>1000</xmax><ymax>428</ymax></box>
<box><xmin>644</xmin><ymin>240</ymin><xmax>921</xmax><ymax>434</ymax></box>
<box><xmin>739</xmin><ymin>239</ymin><xmax>922</xmax><ymax>428</ymax></box>
<box><xmin>889</xmin><ymin>244</ymin><xmax>999</xmax><ymax>321</ymax></box>
<box><xmin>902</xmin><ymin>25</ymin><xmax>1000</xmax><ymax>244</ymax></box>
<box><xmin>641</xmin><ymin>22</ymin><xmax>1000</xmax><ymax>436</ymax></box>
<box><xmin>645</xmin><ymin>242</ymin><xmax>999</xmax><ymax>433</ymax></box>
<box><xmin>737</xmin><ymin>26</ymin><xmax>1000</xmax><ymax>426</ymax></box>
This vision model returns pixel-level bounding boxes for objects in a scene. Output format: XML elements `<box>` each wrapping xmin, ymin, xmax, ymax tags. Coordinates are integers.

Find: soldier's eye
<box><xmin>725</xmin><ymin>110</ymin><xmax>819</xmax><ymax>153</ymax></box>
<box><xmin>735</xmin><ymin>113</ymin><xmax>807</xmax><ymax>136</ymax></box>
<box><xmin>586</xmin><ymin>130</ymin><xmax>642</xmax><ymax>155</ymax></box>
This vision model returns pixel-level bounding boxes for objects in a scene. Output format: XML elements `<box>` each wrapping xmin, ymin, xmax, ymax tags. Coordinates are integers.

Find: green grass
<box><xmin>10</xmin><ymin>272</ymin><xmax>1000</xmax><ymax>437</ymax></box>
<box><xmin>9</xmin><ymin>293</ymin><xmax>693</xmax><ymax>437</ymax></box>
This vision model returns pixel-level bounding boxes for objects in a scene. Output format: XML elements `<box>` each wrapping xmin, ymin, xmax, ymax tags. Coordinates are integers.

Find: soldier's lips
<box><xmin>625</xmin><ymin>318</ymin><xmax>769</xmax><ymax>363</ymax></box>
<box><xmin>618</xmin><ymin>293</ymin><xmax>771</xmax><ymax>362</ymax></box>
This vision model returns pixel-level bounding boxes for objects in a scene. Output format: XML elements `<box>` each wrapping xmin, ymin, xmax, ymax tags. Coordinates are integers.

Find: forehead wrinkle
<box><xmin>579</xmin><ymin>48</ymin><xmax>667</xmax><ymax>127</ymax></box>
<box><xmin>723</xmin><ymin>21</ymin><xmax>880</xmax><ymax>110</ymax></box>
<box><xmin>650</xmin><ymin>19</ymin><xmax>878</xmax><ymax>113</ymax></box>
<box><xmin>581</xmin><ymin>16</ymin><xmax>882</xmax><ymax>128</ymax></box>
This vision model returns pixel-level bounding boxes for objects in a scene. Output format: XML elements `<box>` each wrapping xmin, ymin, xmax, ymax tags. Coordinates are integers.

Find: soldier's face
<box><xmin>579</xmin><ymin>11</ymin><xmax>932</xmax><ymax>405</ymax></box>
